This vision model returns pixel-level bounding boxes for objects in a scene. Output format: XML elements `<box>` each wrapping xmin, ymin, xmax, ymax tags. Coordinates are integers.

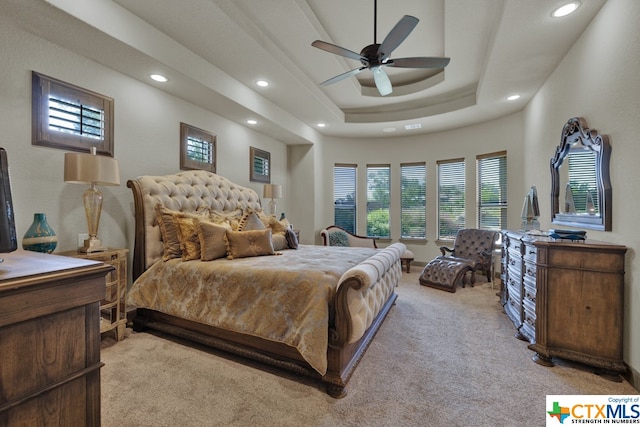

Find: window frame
<box><xmin>437</xmin><ymin>158</ymin><xmax>466</xmax><ymax>240</ymax></box>
<box><xmin>477</xmin><ymin>151</ymin><xmax>507</xmax><ymax>231</ymax></box>
<box><xmin>180</xmin><ymin>123</ymin><xmax>216</xmax><ymax>172</ymax></box>
<box><xmin>31</xmin><ymin>71</ymin><xmax>114</xmax><ymax>156</ymax></box>
<box><xmin>400</xmin><ymin>162</ymin><xmax>426</xmax><ymax>240</ymax></box>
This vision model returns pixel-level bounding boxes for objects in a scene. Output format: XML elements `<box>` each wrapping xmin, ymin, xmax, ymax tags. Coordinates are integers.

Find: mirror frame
<box><xmin>550</xmin><ymin>117</ymin><xmax>612</xmax><ymax>231</ymax></box>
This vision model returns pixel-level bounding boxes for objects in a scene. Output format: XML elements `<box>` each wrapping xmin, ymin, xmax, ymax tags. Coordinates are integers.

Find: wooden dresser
<box><xmin>0</xmin><ymin>250</ymin><xmax>112</xmax><ymax>426</ymax></box>
<box><xmin>501</xmin><ymin>230</ymin><xmax>627</xmax><ymax>375</ymax></box>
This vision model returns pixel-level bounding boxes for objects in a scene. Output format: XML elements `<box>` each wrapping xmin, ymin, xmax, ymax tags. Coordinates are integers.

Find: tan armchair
<box><xmin>320</xmin><ymin>225</ymin><xmax>377</xmax><ymax>248</ymax></box>
<box><xmin>320</xmin><ymin>225</ymin><xmax>415</xmax><ymax>273</ymax></box>
<box><xmin>438</xmin><ymin>228</ymin><xmax>500</xmax><ymax>283</ymax></box>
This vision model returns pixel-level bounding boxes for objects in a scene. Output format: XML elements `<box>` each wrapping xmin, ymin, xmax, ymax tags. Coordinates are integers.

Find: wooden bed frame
<box><xmin>126</xmin><ymin>171</ymin><xmax>401</xmax><ymax>397</ymax></box>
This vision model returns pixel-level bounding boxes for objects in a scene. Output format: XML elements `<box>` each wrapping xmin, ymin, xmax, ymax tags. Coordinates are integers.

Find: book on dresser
<box><xmin>500</xmin><ymin>230</ymin><xmax>627</xmax><ymax>379</ymax></box>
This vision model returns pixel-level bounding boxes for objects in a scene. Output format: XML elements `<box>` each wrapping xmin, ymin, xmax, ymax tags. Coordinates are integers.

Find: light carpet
<box><xmin>101</xmin><ymin>274</ymin><xmax>637</xmax><ymax>426</ymax></box>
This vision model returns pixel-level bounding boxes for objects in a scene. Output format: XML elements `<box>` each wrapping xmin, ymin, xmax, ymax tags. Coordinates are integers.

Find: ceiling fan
<box><xmin>311</xmin><ymin>0</ymin><xmax>450</xmax><ymax>96</ymax></box>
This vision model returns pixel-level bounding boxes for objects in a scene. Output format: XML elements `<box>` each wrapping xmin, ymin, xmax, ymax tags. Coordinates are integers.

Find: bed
<box><xmin>126</xmin><ymin>170</ymin><xmax>405</xmax><ymax>397</ymax></box>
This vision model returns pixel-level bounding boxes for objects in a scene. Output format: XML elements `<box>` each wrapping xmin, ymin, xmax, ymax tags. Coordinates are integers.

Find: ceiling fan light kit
<box><xmin>311</xmin><ymin>0</ymin><xmax>450</xmax><ymax>96</ymax></box>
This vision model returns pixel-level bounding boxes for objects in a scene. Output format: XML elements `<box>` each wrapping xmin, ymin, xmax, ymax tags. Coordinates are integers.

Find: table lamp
<box><xmin>64</xmin><ymin>147</ymin><xmax>120</xmax><ymax>252</ymax></box>
<box><xmin>263</xmin><ymin>184</ymin><xmax>282</xmax><ymax>216</ymax></box>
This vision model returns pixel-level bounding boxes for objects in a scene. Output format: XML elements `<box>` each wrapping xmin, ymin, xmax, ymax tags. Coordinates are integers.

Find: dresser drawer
<box><xmin>505</xmin><ymin>237</ymin><xmax>524</xmax><ymax>254</ymax></box>
<box><xmin>523</xmin><ymin>243</ymin><xmax>537</xmax><ymax>263</ymax></box>
<box><xmin>507</xmin><ymin>262</ymin><xmax>522</xmax><ymax>281</ymax></box>
<box><xmin>523</xmin><ymin>280</ymin><xmax>536</xmax><ymax>303</ymax></box>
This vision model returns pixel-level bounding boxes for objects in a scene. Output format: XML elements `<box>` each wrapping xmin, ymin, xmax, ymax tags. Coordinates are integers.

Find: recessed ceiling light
<box><xmin>317</xmin><ymin>123</ymin><xmax>326</xmax><ymax>128</ymax></box>
<box><xmin>383</xmin><ymin>127</ymin><xmax>397</xmax><ymax>133</ymax></box>
<box><xmin>246</xmin><ymin>119</ymin><xmax>258</xmax><ymax>125</ymax></box>
<box><xmin>256</xmin><ymin>80</ymin><xmax>269</xmax><ymax>87</ymax></box>
<box><xmin>150</xmin><ymin>74</ymin><xmax>168</xmax><ymax>82</ymax></box>
<box><xmin>404</xmin><ymin>123</ymin><xmax>422</xmax><ymax>130</ymax></box>
<box><xmin>552</xmin><ymin>2</ymin><xmax>580</xmax><ymax>18</ymax></box>
<box><xmin>507</xmin><ymin>94</ymin><xmax>521</xmax><ymax>101</ymax></box>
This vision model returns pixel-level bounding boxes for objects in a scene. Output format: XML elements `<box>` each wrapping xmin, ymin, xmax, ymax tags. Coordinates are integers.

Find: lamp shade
<box><xmin>64</xmin><ymin>152</ymin><xmax>120</xmax><ymax>186</ymax></box>
<box><xmin>263</xmin><ymin>184</ymin><xmax>282</xmax><ymax>199</ymax></box>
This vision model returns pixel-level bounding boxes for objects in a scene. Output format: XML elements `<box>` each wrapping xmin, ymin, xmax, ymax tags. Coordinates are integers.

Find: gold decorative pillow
<box><xmin>174</xmin><ymin>216</ymin><xmax>202</xmax><ymax>261</ymax></box>
<box><xmin>267</xmin><ymin>216</ymin><xmax>290</xmax><ymax>235</ymax></box>
<box><xmin>264</xmin><ymin>216</ymin><xmax>290</xmax><ymax>250</ymax></box>
<box><xmin>225</xmin><ymin>229</ymin><xmax>274</xmax><ymax>260</ymax></box>
<box><xmin>238</xmin><ymin>211</ymin><xmax>266</xmax><ymax>231</ymax></box>
<box><xmin>209</xmin><ymin>208</ymin><xmax>244</xmax><ymax>231</ymax></box>
<box><xmin>197</xmin><ymin>219</ymin><xmax>230</xmax><ymax>261</ymax></box>
<box><xmin>156</xmin><ymin>205</ymin><xmax>206</xmax><ymax>261</ymax></box>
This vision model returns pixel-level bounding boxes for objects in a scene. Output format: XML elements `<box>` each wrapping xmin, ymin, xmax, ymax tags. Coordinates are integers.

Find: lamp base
<box><xmin>79</xmin><ymin>237</ymin><xmax>108</xmax><ymax>253</ymax></box>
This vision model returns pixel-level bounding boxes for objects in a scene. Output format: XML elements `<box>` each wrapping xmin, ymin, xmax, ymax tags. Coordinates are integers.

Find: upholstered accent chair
<box><xmin>320</xmin><ymin>225</ymin><xmax>378</xmax><ymax>248</ymax></box>
<box><xmin>438</xmin><ymin>228</ymin><xmax>500</xmax><ymax>283</ymax></box>
<box><xmin>320</xmin><ymin>225</ymin><xmax>415</xmax><ymax>273</ymax></box>
<box><xmin>419</xmin><ymin>228</ymin><xmax>499</xmax><ymax>292</ymax></box>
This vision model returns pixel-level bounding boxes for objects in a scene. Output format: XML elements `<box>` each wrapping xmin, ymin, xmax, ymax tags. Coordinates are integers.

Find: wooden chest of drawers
<box><xmin>0</xmin><ymin>250</ymin><xmax>112</xmax><ymax>425</ymax></box>
<box><xmin>501</xmin><ymin>230</ymin><xmax>627</xmax><ymax>375</ymax></box>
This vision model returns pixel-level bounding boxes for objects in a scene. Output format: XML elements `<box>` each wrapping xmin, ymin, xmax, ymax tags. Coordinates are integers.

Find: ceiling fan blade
<box><xmin>312</xmin><ymin>40</ymin><xmax>366</xmax><ymax>62</ymax></box>
<box><xmin>320</xmin><ymin>67</ymin><xmax>366</xmax><ymax>86</ymax></box>
<box><xmin>378</xmin><ymin>15</ymin><xmax>419</xmax><ymax>61</ymax></box>
<box><xmin>372</xmin><ymin>66</ymin><xmax>392</xmax><ymax>96</ymax></box>
<box><xmin>386</xmin><ymin>57</ymin><xmax>451</xmax><ymax>68</ymax></box>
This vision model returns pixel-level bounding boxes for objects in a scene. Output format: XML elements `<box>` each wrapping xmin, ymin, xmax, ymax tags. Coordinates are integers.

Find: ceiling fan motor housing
<box><xmin>360</xmin><ymin>44</ymin><xmax>383</xmax><ymax>67</ymax></box>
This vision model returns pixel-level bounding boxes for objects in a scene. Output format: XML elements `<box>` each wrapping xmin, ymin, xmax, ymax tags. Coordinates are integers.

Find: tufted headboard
<box><xmin>127</xmin><ymin>170</ymin><xmax>262</xmax><ymax>280</ymax></box>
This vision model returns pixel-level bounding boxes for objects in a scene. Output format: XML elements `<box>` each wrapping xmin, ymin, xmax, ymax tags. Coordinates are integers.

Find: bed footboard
<box><xmin>324</xmin><ymin>243</ymin><xmax>405</xmax><ymax>397</ymax></box>
<box><xmin>333</xmin><ymin>243</ymin><xmax>405</xmax><ymax>347</ymax></box>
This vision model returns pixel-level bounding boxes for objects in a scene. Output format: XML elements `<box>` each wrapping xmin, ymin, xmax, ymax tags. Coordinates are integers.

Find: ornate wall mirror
<box><xmin>550</xmin><ymin>117</ymin><xmax>611</xmax><ymax>231</ymax></box>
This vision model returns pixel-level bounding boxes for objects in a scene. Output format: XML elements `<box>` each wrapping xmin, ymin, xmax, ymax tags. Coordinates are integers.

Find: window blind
<box><xmin>438</xmin><ymin>159</ymin><xmax>465</xmax><ymax>239</ymax></box>
<box><xmin>401</xmin><ymin>162</ymin><xmax>426</xmax><ymax>239</ymax></box>
<box><xmin>477</xmin><ymin>152</ymin><xmax>507</xmax><ymax>230</ymax></box>
<box><xmin>48</xmin><ymin>97</ymin><xmax>104</xmax><ymax>140</ymax></box>
<box><xmin>334</xmin><ymin>164</ymin><xmax>357</xmax><ymax>233</ymax></box>
<box><xmin>568</xmin><ymin>149</ymin><xmax>598</xmax><ymax>213</ymax></box>
<box><xmin>187</xmin><ymin>136</ymin><xmax>213</xmax><ymax>163</ymax></box>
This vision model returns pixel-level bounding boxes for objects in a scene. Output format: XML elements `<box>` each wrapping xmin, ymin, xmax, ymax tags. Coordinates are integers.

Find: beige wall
<box><xmin>0</xmin><ymin>14</ymin><xmax>289</xmax><ymax>254</ymax></box>
<box><xmin>523</xmin><ymin>0</ymin><xmax>640</xmax><ymax>381</ymax></box>
<box><xmin>1</xmin><ymin>0</ymin><xmax>638</xmax><ymax>387</ymax></box>
<box><xmin>291</xmin><ymin>0</ymin><xmax>640</xmax><ymax>385</ymax></box>
<box><xmin>295</xmin><ymin>112</ymin><xmax>524</xmax><ymax>262</ymax></box>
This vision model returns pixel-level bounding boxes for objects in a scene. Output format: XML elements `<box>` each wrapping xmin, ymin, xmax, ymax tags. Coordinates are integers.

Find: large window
<box><xmin>477</xmin><ymin>151</ymin><xmax>507</xmax><ymax>230</ymax></box>
<box><xmin>438</xmin><ymin>159</ymin><xmax>465</xmax><ymax>240</ymax></box>
<box><xmin>32</xmin><ymin>71</ymin><xmax>114</xmax><ymax>156</ymax></box>
<box><xmin>334</xmin><ymin>164</ymin><xmax>357</xmax><ymax>233</ymax></box>
<box><xmin>366</xmin><ymin>164</ymin><xmax>390</xmax><ymax>238</ymax></box>
<box><xmin>401</xmin><ymin>162</ymin><xmax>426</xmax><ymax>239</ymax></box>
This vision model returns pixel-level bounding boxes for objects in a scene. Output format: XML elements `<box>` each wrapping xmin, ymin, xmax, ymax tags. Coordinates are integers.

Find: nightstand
<box><xmin>59</xmin><ymin>248</ymin><xmax>128</xmax><ymax>341</ymax></box>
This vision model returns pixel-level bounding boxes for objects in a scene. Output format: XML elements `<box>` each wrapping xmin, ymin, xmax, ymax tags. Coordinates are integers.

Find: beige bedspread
<box><xmin>127</xmin><ymin>244</ymin><xmax>379</xmax><ymax>375</ymax></box>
